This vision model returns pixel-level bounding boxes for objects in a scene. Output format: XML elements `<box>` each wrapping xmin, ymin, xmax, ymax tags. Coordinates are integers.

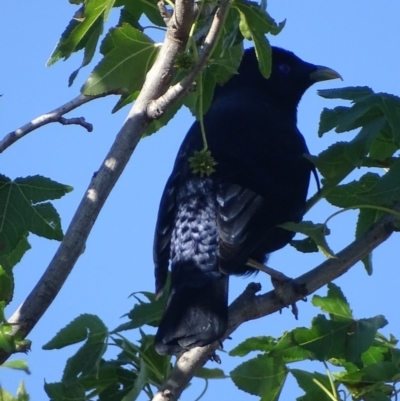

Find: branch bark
<box><xmin>0</xmin><ymin>0</ymin><xmax>231</xmax><ymax>365</ymax></box>
<box><xmin>0</xmin><ymin>91</ymin><xmax>122</xmax><ymax>153</ymax></box>
<box><xmin>151</xmin><ymin>203</ymin><xmax>399</xmax><ymax>401</ymax></box>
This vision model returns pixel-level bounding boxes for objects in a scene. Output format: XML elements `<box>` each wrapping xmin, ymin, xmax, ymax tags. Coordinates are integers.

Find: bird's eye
<box><xmin>278</xmin><ymin>64</ymin><xmax>291</xmax><ymax>74</ymax></box>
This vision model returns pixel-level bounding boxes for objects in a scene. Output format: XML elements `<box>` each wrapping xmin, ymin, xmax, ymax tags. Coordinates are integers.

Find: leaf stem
<box><xmin>193</xmin><ymin>379</ymin><xmax>209</xmax><ymax>401</ymax></box>
<box><xmin>312</xmin><ymin>378</ymin><xmax>338</xmax><ymax>401</ymax></box>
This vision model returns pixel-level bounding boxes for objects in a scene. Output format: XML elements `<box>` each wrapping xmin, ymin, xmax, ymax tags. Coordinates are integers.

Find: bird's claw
<box><xmin>271</xmin><ymin>277</ymin><xmax>308</xmax><ymax>319</ymax></box>
<box><xmin>209</xmin><ymin>351</ymin><xmax>222</xmax><ymax>364</ymax></box>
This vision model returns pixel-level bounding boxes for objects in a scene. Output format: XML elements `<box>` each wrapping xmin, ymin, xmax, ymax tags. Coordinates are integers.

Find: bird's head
<box><xmin>237</xmin><ymin>46</ymin><xmax>342</xmax><ymax>109</ymax></box>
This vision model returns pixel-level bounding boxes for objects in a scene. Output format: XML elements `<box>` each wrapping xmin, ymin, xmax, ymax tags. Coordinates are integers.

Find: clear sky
<box><xmin>1</xmin><ymin>1</ymin><xmax>400</xmax><ymax>400</ymax></box>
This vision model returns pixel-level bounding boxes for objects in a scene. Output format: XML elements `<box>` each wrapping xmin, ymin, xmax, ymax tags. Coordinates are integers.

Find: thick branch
<box><xmin>0</xmin><ymin>0</ymin><xmax>195</xmax><ymax>365</ymax></box>
<box><xmin>0</xmin><ymin>91</ymin><xmax>121</xmax><ymax>153</ymax></box>
<box><xmin>152</xmin><ymin>204</ymin><xmax>398</xmax><ymax>401</ymax></box>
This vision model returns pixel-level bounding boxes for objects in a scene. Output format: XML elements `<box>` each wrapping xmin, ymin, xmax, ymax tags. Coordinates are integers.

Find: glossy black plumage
<box><xmin>153</xmin><ymin>47</ymin><xmax>340</xmax><ymax>355</ymax></box>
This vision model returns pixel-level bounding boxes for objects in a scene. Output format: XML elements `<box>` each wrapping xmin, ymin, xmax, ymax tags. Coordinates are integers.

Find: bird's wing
<box><xmin>153</xmin><ymin>133</ymin><xmax>198</xmax><ymax>296</ymax></box>
<box><xmin>153</xmin><ymin>169</ymin><xmax>181</xmax><ymax>296</ymax></box>
<box><xmin>216</xmin><ymin>182</ymin><xmax>268</xmax><ymax>269</ymax></box>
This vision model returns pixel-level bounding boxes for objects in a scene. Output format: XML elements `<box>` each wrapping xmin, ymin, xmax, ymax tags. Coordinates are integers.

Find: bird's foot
<box><xmin>246</xmin><ymin>259</ymin><xmax>307</xmax><ymax>319</ymax></box>
<box><xmin>272</xmin><ymin>276</ymin><xmax>308</xmax><ymax>319</ymax></box>
<box><xmin>246</xmin><ymin>259</ymin><xmax>290</xmax><ymax>281</ymax></box>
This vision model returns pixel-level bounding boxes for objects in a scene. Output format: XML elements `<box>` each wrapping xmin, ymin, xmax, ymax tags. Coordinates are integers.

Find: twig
<box><xmin>0</xmin><ymin>0</ymin><xmax>195</xmax><ymax>365</ymax></box>
<box><xmin>151</xmin><ymin>202</ymin><xmax>399</xmax><ymax>401</ymax></box>
<box><xmin>147</xmin><ymin>0</ymin><xmax>231</xmax><ymax>119</ymax></box>
<box><xmin>158</xmin><ymin>0</ymin><xmax>172</xmax><ymax>25</ymax></box>
<box><xmin>58</xmin><ymin>117</ymin><xmax>93</xmax><ymax>132</ymax></box>
<box><xmin>0</xmin><ymin>91</ymin><xmax>122</xmax><ymax>153</ymax></box>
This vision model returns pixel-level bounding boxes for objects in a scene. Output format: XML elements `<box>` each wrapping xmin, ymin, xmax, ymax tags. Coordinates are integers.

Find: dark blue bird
<box><xmin>153</xmin><ymin>47</ymin><xmax>341</xmax><ymax>355</ymax></box>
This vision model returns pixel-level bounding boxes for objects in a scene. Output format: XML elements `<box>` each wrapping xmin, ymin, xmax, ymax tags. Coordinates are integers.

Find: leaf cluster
<box><xmin>229</xmin><ymin>283</ymin><xmax>400</xmax><ymax>401</ymax></box>
<box><xmin>42</xmin><ymin>292</ymin><xmax>226</xmax><ymax>401</ymax></box>
<box><xmin>0</xmin><ymin>175</ymin><xmax>71</xmax><ymax>353</ymax></box>
<box><xmin>285</xmin><ymin>87</ymin><xmax>400</xmax><ymax>274</ymax></box>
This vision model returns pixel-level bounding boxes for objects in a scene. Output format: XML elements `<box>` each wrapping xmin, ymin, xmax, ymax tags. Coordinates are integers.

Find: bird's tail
<box><xmin>155</xmin><ymin>266</ymin><xmax>228</xmax><ymax>355</ymax></box>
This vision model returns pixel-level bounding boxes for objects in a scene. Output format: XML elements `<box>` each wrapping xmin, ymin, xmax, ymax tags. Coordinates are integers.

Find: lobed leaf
<box><xmin>291</xmin><ymin>369</ymin><xmax>335</xmax><ymax>401</ymax></box>
<box><xmin>47</xmin><ymin>0</ymin><xmax>116</xmax><ymax>67</ymax></box>
<box><xmin>229</xmin><ymin>336</ymin><xmax>277</xmax><ymax>357</ymax></box>
<box><xmin>43</xmin><ymin>314</ymin><xmax>108</xmax><ymax>350</ymax></box>
<box><xmin>0</xmin><ymin>175</ymin><xmax>71</xmax><ymax>256</ymax></box>
<box><xmin>312</xmin><ymin>283</ymin><xmax>353</xmax><ymax>321</ymax></box>
<box><xmin>82</xmin><ymin>24</ymin><xmax>158</xmax><ymax>95</ymax></box>
<box><xmin>233</xmin><ymin>0</ymin><xmax>282</xmax><ymax>78</ymax></box>
<box><xmin>230</xmin><ymin>354</ymin><xmax>287</xmax><ymax>401</ymax></box>
<box><xmin>280</xmin><ymin>221</ymin><xmax>335</xmax><ymax>258</ymax></box>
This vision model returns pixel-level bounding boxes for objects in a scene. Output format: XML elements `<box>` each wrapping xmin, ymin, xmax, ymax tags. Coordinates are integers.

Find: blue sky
<box><xmin>1</xmin><ymin>1</ymin><xmax>400</xmax><ymax>400</ymax></box>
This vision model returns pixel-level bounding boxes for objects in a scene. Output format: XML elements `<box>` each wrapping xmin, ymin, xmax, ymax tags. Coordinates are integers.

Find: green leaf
<box><xmin>318</xmin><ymin>86</ymin><xmax>374</xmax><ymax>101</ymax></box>
<box><xmin>47</xmin><ymin>0</ymin><xmax>116</xmax><ymax>66</ymax></box>
<box><xmin>126</xmin><ymin>297</ymin><xmax>164</xmax><ymax>328</ymax></box>
<box><xmin>194</xmin><ymin>367</ymin><xmax>228</xmax><ymax>379</ymax></box>
<box><xmin>293</xmin><ymin>305</ymin><xmax>387</xmax><ymax>367</ymax></box>
<box><xmin>312</xmin><ymin>283</ymin><xmax>353</xmax><ymax>321</ymax></box>
<box><xmin>137</xmin><ymin>332</ymin><xmax>171</xmax><ymax>386</ymax></box>
<box><xmin>0</xmin><ymin>175</ymin><xmax>71</xmax><ymax>255</ymax></box>
<box><xmin>43</xmin><ymin>314</ymin><xmax>108</xmax><ymax>350</ymax></box>
<box><xmin>369</xmin><ymin>126</ymin><xmax>399</xmax><ymax>161</ymax></box>
<box><xmin>13</xmin><ymin>176</ymin><xmax>73</xmax><ymax>203</ymax></box>
<box><xmin>210</xmin><ymin>43</ymin><xmax>244</xmax><ymax>85</ymax></box>
<box><xmin>327</xmin><ymin>162</ymin><xmax>400</xmax><ymax>210</ymax></box>
<box><xmin>361</xmin><ymin>346</ymin><xmax>387</xmax><ymax>367</ymax></box>
<box><xmin>326</xmin><ymin>173</ymin><xmax>380</xmax><ymax>208</ymax></box>
<box><xmin>29</xmin><ymin>203</ymin><xmax>63</xmax><ymax>239</ymax></box>
<box><xmin>77</xmin><ymin>363</ymin><xmax>118</xmax><ymax>390</ymax></box>
<box><xmin>280</xmin><ymin>221</ymin><xmax>335</xmax><ymax>258</ymax></box>
<box><xmin>292</xmin><ymin>315</ymin><xmax>350</xmax><ymax>361</ymax></box>
<box><xmin>348</xmin><ymin>117</ymin><xmax>386</xmax><ymax>165</ymax></box>
<box><xmin>0</xmin><ymin>359</ymin><xmax>30</xmax><ymax>375</ymax></box>
<box><xmin>233</xmin><ymin>0</ymin><xmax>281</xmax><ymax>77</ymax></box>
<box><xmin>69</xmin><ymin>16</ymin><xmax>104</xmax><ymax>86</ymax></box>
<box><xmin>63</xmin><ymin>341</ymin><xmax>107</xmax><ymax>384</ymax></box>
<box><xmin>356</xmin><ymin>208</ymin><xmax>384</xmax><ymax>274</ymax></box>
<box><xmin>82</xmin><ymin>24</ymin><xmax>158</xmax><ymax>95</ymax></box>
<box><xmin>0</xmin><ymin>324</ymin><xmax>16</xmax><ymax>353</ymax></box>
<box><xmin>121</xmin><ymin>359</ymin><xmax>148</xmax><ymax>401</ymax></box>
<box><xmin>0</xmin><ymin>388</ymin><xmax>15</xmax><ymax>401</ymax></box>
<box><xmin>229</xmin><ymin>336</ymin><xmax>277</xmax><ymax>357</ymax></box>
<box><xmin>364</xmin><ymin>361</ymin><xmax>400</xmax><ymax>383</ymax></box>
<box><xmin>6</xmin><ymin>236</ymin><xmax>31</xmax><ymax>269</ymax></box>
<box><xmin>308</xmin><ymin>143</ymin><xmax>355</xmax><ymax>183</ymax></box>
<box><xmin>17</xmin><ymin>381</ymin><xmax>29</xmax><ymax>401</ymax></box>
<box><xmin>112</xmin><ymin>91</ymin><xmax>140</xmax><ymax>113</ymax></box>
<box><xmin>318</xmin><ymin>106</ymin><xmax>349</xmax><ymax>137</ymax></box>
<box><xmin>290</xmin><ymin>237</ymin><xmax>319</xmax><ymax>253</ymax></box>
<box><xmin>113</xmin><ymin>289</ymin><xmax>167</xmax><ymax>332</ymax></box>
<box><xmin>291</xmin><ymin>369</ymin><xmax>335</xmax><ymax>401</ymax></box>
<box><xmin>345</xmin><ymin>316</ymin><xmax>388</xmax><ymax>366</ymax></box>
<box><xmin>270</xmin><ymin>332</ymin><xmax>312</xmax><ymax>363</ymax></box>
<box><xmin>0</xmin><ymin>262</ymin><xmax>13</xmax><ymax>304</ymax></box>
<box><xmin>364</xmin><ymin>161</ymin><xmax>400</xmax><ymax>205</ymax></box>
<box><xmin>116</xmin><ymin>0</ymin><xmax>166</xmax><ymax>27</ymax></box>
<box><xmin>44</xmin><ymin>382</ymin><xmax>85</xmax><ymax>401</ymax></box>
<box><xmin>231</xmin><ymin>354</ymin><xmax>287</xmax><ymax>401</ymax></box>
<box><xmin>185</xmin><ymin>68</ymin><xmax>217</xmax><ymax>119</ymax></box>
<box><xmin>317</xmin><ymin>116</ymin><xmax>385</xmax><ymax>181</ymax></box>
<box><xmin>142</xmin><ymin>97</ymin><xmax>184</xmax><ymax>137</ymax></box>
<box><xmin>0</xmin><ymin>328</ymin><xmax>31</xmax><ymax>355</ymax></box>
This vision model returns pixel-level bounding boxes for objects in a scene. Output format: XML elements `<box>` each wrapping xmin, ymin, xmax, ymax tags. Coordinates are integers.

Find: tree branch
<box><xmin>147</xmin><ymin>0</ymin><xmax>231</xmax><ymax>119</ymax></box>
<box><xmin>0</xmin><ymin>91</ymin><xmax>122</xmax><ymax>153</ymax></box>
<box><xmin>152</xmin><ymin>203</ymin><xmax>399</xmax><ymax>401</ymax></box>
<box><xmin>0</xmin><ymin>0</ymin><xmax>196</xmax><ymax>365</ymax></box>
